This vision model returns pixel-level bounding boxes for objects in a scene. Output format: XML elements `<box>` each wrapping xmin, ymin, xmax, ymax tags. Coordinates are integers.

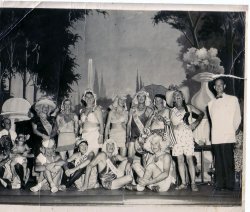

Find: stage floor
<box><xmin>0</xmin><ymin>184</ymin><xmax>242</xmax><ymax>206</ymax></box>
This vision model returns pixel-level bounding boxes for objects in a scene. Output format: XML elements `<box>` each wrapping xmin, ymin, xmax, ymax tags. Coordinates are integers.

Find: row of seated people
<box><xmin>0</xmin><ymin>130</ymin><xmax>175</xmax><ymax>193</ymax></box>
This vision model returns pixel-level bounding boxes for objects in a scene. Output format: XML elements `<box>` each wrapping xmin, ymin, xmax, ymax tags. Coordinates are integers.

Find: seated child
<box><xmin>0</xmin><ymin>118</ymin><xmax>17</xmax><ymax>145</ymax></box>
<box><xmin>63</xmin><ymin>138</ymin><xmax>97</xmax><ymax>190</ymax></box>
<box><xmin>10</xmin><ymin>134</ymin><xmax>33</xmax><ymax>187</ymax></box>
<box><xmin>30</xmin><ymin>139</ymin><xmax>65</xmax><ymax>193</ymax></box>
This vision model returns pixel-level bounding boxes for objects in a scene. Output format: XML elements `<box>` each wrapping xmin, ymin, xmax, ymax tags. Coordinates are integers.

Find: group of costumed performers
<box><xmin>0</xmin><ymin>76</ymin><xmax>242</xmax><ymax>193</ymax></box>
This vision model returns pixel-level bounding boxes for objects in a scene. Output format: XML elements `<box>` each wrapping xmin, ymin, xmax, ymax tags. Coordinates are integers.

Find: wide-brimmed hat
<box><xmin>165</xmin><ymin>86</ymin><xmax>190</xmax><ymax>107</ymax></box>
<box><xmin>35</xmin><ymin>97</ymin><xmax>57</xmax><ymax>113</ymax></box>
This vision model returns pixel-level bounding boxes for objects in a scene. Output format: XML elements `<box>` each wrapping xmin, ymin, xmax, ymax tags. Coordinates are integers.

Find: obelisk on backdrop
<box><xmin>88</xmin><ymin>58</ymin><xmax>94</xmax><ymax>90</ymax></box>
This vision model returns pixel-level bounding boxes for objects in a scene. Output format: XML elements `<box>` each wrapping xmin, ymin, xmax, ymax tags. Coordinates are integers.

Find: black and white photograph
<box><xmin>0</xmin><ymin>1</ymin><xmax>247</xmax><ymax>211</ymax></box>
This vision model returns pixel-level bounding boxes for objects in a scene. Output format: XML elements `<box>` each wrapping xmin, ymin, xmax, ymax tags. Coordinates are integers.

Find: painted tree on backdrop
<box><xmin>0</xmin><ymin>9</ymin><xmax>107</xmax><ymax>104</ymax></box>
<box><xmin>0</xmin><ymin>9</ymin><xmax>29</xmax><ymax>106</ymax></box>
<box><xmin>153</xmin><ymin>11</ymin><xmax>245</xmax><ymax>98</ymax></box>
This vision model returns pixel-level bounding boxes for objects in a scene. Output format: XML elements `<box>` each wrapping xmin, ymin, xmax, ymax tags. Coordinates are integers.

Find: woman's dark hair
<box><xmin>85</xmin><ymin>91</ymin><xmax>94</xmax><ymax>96</ymax></box>
<box><xmin>78</xmin><ymin>140</ymin><xmax>88</xmax><ymax>147</ymax></box>
<box><xmin>80</xmin><ymin>99</ymin><xmax>87</xmax><ymax>107</ymax></box>
<box><xmin>81</xmin><ymin>91</ymin><xmax>94</xmax><ymax>107</ymax></box>
<box><xmin>29</xmin><ymin>105</ymin><xmax>37</xmax><ymax>117</ymax></box>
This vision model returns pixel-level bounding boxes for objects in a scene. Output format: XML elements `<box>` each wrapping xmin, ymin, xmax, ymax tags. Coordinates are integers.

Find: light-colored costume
<box><xmin>80</xmin><ymin>107</ymin><xmax>101</xmax><ymax>152</ymax></box>
<box><xmin>99</xmin><ymin>156</ymin><xmax>124</xmax><ymax>190</ymax></box>
<box><xmin>171</xmin><ymin>107</ymin><xmax>194</xmax><ymax>157</ymax></box>
<box><xmin>147</xmin><ymin>155</ymin><xmax>175</xmax><ymax>192</ymax></box>
<box><xmin>133</xmin><ymin>153</ymin><xmax>175</xmax><ymax>192</ymax></box>
<box><xmin>109</xmin><ymin>110</ymin><xmax>128</xmax><ymax>148</ymax></box>
<box><xmin>57</xmin><ymin>113</ymin><xmax>77</xmax><ymax>152</ymax></box>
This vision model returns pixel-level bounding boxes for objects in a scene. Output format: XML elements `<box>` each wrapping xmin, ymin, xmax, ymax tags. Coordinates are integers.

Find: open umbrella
<box><xmin>143</xmin><ymin>84</ymin><xmax>168</xmax><ymax>101</ymax></box>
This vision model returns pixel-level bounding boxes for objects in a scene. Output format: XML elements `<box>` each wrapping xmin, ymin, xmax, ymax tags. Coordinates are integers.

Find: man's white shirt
<box><xmin>208</xmin><ymin>93</ymin><xmax>241</xmax><ymax>144</ymax></box>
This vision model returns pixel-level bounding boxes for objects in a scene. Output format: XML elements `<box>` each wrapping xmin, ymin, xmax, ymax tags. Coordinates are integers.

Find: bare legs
<box><xmin>177</xmin><ymin>155</ymin><xmax>186</xmax><ymax>186</ymax></box>
<box><xmin>110</xmin><ymin>160</ymin><xmax>132</xmax><ymax>190</ymax></box>
<box><xmin>176</xmin><ymin>155</ymin><xmax>198</xmax><ymax>191</ymax></box>
<box><xmin>60</xmin><ymin>150</ymin><xmax>74</xmax><ymax>160</ymax></box>
<box><xmin>30</xmin><ymin>167</ymin><xmax>64</xmax><ymax>193</ymax></box>
<box><xmin>128</xmin><ymin>142</ymin><xmax>136</xmax><ymax>159</ymax></box>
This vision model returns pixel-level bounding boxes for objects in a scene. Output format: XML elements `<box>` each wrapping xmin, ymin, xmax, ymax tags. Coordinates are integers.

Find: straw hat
<box><xmin>35</xmin><ymin>97</ymin><xmax>56</xmax><ymax>113</ymax></box>
<box><xmin>165</xmin><ymin>86</ymin><xmax>190</xmax><ymax>107</ymax></box>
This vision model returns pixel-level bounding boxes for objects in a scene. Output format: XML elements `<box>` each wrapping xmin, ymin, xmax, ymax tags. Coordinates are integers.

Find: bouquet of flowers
<box><xmin>183</xmin><ymin>47</ymin><xmax>224</xmax><ymax>78</ymax></box>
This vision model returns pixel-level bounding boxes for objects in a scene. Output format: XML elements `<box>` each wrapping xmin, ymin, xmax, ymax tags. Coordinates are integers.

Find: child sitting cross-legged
<box><xmin>30</xmin><ymin>139</ymin><xmax>65</xmax><ymax>193</ymax></box>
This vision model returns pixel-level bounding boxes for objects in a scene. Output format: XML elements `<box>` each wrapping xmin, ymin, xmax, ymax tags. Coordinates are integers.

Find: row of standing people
<box><xmin>29</xmin><ymin>86</ymin><xmax>204</xmax><ymax>192</ymax></box>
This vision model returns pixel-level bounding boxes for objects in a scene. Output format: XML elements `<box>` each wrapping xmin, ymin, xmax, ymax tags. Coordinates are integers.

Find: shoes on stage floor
<box><xmin>51</xmin><ymin>186</ymin><xmax>58</xmax><ymax>193</ymax></box>
<box><xmin>175</xmin><ymin>184</ymin><xmax>187</xmax><ymax>190</ymax></box>
<box><xmin>58</xmin><ymin>185</ymin><xmax>66</xmax><ymax>191</ymax></box>
<box><xmin>151</xmin><ymin>185</ymin><xmax>160</xmax><ymax>192</ymax></box>
<box><xmin>30</xmin><ymin>183</ymin><xmax>42</xmax><ymax>192</ymax></box>
<box><xmin>191</xmin><ymin>183</ymin><xmax>199</xmax><ymax>192</ymax></box>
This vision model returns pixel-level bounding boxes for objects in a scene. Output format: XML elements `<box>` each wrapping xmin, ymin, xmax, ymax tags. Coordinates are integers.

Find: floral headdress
<box><xmin>132</xmin><ymin>89</ymin><xmax>152</xmax><ymax>107</ymax></box>
<box><xmin>102</xmin><ymin>139</ymin><xmax>118</xmax><ymax>156</ymax></box>
<box><xmin>81</xmin><ymin>89</ymin><xmax>97</xmax><ymax>107</ymax></box>
<box><xmin>110</xmin><ymin>94</ymin><xmax>127</xmax><ymax>111</ymax></box>
<box><xmin>183</xmin><ymin>47</ymin><xmax>224</xmax><ymax>78</ymax></box>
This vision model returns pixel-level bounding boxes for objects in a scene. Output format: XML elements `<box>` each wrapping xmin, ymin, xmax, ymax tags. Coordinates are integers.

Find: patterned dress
<box><xmin>171</xmin><ymin>107</ymin><xmax>194</xmax><ymax>157</ymax></box>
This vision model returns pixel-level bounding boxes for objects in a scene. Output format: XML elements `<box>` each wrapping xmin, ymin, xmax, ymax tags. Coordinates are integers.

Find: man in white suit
<box><xmin>208</xmin><ymin>78</ymin><xmax>241</xmax><ymax>190</ymax></box>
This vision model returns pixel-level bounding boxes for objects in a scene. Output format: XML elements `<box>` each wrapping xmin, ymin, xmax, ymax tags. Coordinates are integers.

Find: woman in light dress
<box><xmin>169</xmin><ymin>89</ymin><xmax>204</xmax><ymax>191</ymax></box>
<box><xmin>56</xmin><ymin>98</ymin><xmax>78</xmax><ymax>160</ymax></box>
<box><xmin>105</xmin><ymin>94</ymin><xmax>128</xmax><ymax>156</ymax></box>
<box><xmin>79</xmin><ymin>89</ymin><xmax>104</xmax><ymax>156</ymax></box>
